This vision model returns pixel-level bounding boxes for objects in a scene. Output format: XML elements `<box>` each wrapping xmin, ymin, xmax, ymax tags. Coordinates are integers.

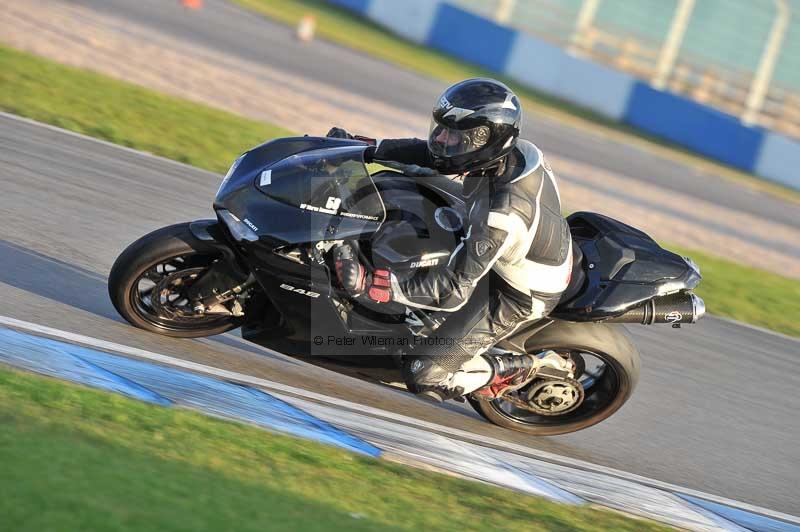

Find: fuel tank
<box><xmin>368</xmin><ymin>171</ymin><xmax>467</xmax><ymax>272</ymax></box>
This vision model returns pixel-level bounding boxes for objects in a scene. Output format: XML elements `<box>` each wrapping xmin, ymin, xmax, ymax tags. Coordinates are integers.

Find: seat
<box><xmin>558</xmin><ymin>241</ymin><xmax>586</xmax><ymax>304</ymax></box>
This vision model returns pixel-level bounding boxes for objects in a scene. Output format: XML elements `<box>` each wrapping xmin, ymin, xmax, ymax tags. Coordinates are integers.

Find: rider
<box><xmin>329</xmin><ymin>78</ymin><xmax>575</xmax><ymax>402</ymax></box>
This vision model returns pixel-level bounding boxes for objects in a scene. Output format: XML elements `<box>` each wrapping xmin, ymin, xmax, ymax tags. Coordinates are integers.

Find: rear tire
<box><xmin>470</xmin><ymin>320</ymin><xmax>640</xmax><ymax>436</ymax></box>
<box><xmin>108</xmin><ymin>223</ymin><xmax>242</xmax><ymax>338</ymax></box>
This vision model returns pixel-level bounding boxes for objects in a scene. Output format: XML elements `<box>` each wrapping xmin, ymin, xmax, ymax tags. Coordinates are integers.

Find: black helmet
<box><xmin>428</xmin><ymin>78</ymin><xmax>522</xmax><ymax>174</ymax></box>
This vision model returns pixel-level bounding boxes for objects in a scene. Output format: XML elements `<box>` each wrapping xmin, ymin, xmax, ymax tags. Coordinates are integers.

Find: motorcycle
<box><xmin>109</xmin><ymin>136</ymin><xmax>705</xmax><ymax>435</ymax></box>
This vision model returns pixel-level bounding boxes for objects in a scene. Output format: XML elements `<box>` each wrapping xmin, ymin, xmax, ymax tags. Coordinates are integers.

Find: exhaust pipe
<box><xmin>606</xmin><ymin>292</ymin><xmax>705</xmax><ymax>325</ymax></box>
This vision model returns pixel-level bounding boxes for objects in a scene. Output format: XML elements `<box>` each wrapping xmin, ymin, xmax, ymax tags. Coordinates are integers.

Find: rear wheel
<box><xmin>108</xmin><ymin>223</ymin><xmax>243</xmax><ymax>338</ymax></box>
<box><xmin>469</xmin><ymin>320</ymin><xmax>640</xmax><ymax>436</ymax></box>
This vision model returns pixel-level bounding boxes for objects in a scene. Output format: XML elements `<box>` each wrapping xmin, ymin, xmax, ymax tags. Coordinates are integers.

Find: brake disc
<box><xmin>150</xmin><ymin>267</ymin><xmax>205</xmax><ymax>320</ymax></box>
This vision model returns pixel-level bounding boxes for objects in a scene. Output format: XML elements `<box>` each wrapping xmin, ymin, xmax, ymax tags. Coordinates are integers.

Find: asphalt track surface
<box><xmin>68</xmin><ymin>0</ymin><xmax>800</xmax><ymax>231</ymax></box>
<box><xmin>2</xmin><ymin>114</ymin><xmax>799</xmax><ymax>514</ymax></box>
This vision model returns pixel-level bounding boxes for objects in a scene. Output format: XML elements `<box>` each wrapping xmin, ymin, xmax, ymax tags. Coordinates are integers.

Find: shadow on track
<box><xmin>0</xmin><ymin>239</ymin><xmax>297</xmax><ymax>364</ymax></box>
<box><xmin>0</xmin><ymin>239</ymin><xmax>120</xmax><ymax>320</ymax></box>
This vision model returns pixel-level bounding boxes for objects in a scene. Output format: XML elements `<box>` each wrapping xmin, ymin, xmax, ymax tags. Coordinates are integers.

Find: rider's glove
<box><xmin>334</xmin><ymin>245</ymin><xmax>392</xmax><ymax>304</ymax></box>
<box><xmin>334</xmin><ymin>243</ymin><xmax>365</xmax><ymax>292</ymax></box>
<box><xmin>366</xmin><ymin>269</ymin><xmax>392</xmax><ymax>303</ymax></box>
<box><xmin>326</xmin><ymin>128</ymin><xmax>377</xmax><ymax>162</ymax></box>
<box><xmin>326</xmin><ymin>127</ymin><xmax>353</xmax><ymax>139</ymax></box>
<box><xmin>326</xmin><ymin>128</ymin><xmax>377</xmax><ymax>146</ymax></box>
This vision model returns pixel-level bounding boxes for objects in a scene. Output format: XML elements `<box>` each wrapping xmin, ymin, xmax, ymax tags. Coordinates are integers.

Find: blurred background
<box><xmin>460</xmin><ymin>0</ymin><xmax>800</xmax><ymax>137</ymax></box>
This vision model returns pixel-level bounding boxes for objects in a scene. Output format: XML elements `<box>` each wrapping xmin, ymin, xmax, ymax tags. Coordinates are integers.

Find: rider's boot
<box><xmin>472</xmin><ymin>353</ymin><xmax>539</xmax><ymax>400</ymax></box>
<box><xmin>490</xmin><ymin>353</ymin><xmax>538</xmax><ymax>380</ymax></box>
<box><xmin>403</xmin><ymin>353</ymin><xmax>540</xmax><ymax>403</ymax></box>
<box><xmin>402</xmin><ymin>355</ymin><xmax>466</xmax><ymax>403</ymax></box>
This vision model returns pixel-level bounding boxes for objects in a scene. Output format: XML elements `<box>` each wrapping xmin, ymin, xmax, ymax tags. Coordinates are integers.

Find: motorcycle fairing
<box><xmin>215</xmin><ymin>137</ymin><xmax>384</xmax><ymax>245</ymax></box>
<box><xmin>217</xmin><ymin>136</ymin><xmax>367</xmax><ymax>199</ymax></box>
<box><xmin>255</xmin><ymin>146</ymin><xmax>385</xmax><ymax>223</ymax></box>
<box><xmin>552</xmin><ymin>212</ymin><xmax>700</xmax><ymax>321</ymax></box>
<box><xmin>214</xmin><ymin>139</ymin><xmax>423</xmax><ymax>354</ymax></box>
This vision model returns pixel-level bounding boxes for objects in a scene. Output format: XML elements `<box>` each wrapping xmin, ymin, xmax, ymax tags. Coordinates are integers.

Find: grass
<box><xmin>672</xmin><ymin>246</ymin><xmax>800</xmax><ymax>337</ymax></box>
<box><xmin>0</xmin><ymin>44</ymin><xmax>796</xmax><ymax>337</ymax></box>
<box><xmin>0</xmin><ymin>366</ymin><xmax>668</xmax><ymax>531</ymax></box>
<box><xmin>232</xmin><ymin>0</ymin><xmax>800</xmax><ymax>203</ymax></box>
<box><xmin>0</xmin><ymin>45</ymin><xmax>291</xmax><ymax>174</ymax></box>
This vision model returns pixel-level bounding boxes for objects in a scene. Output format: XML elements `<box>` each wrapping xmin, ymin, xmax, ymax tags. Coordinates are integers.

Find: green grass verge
<box><xmin>0</xmin><ymin>45</ymin><xmax>292</xmax><ymax>174</ymax></box>
<box><xmin>0</xmin><ymin>366</ymin><xmax>667</xmax><ymax>531</ymax></box>
<box><xmin>671</xmin><ymin>246</ymin><xmax>800</xmax><ymax>338</ymax></box>
<box><xmin>232</xmin><ymin>0</ymin><xmax>800</xmax><ymax>203</ymax></box>
<box><xmin>1</xmin><ymin>44</ymin><xmax>796</xmax><ymax>337</ymax></box>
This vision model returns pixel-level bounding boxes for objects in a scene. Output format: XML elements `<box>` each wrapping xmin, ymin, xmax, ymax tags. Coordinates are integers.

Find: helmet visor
<box><xmin>427</xmin><ymin>120</ymin><xmax>491</xmax><ymax>158</ymax></box>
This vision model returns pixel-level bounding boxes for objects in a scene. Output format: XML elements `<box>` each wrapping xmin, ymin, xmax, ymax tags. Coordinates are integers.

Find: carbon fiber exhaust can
<box><xmin>606</xmin><ymin>292</ymin><xmax>705</xmax><ymax>325</ymax></box>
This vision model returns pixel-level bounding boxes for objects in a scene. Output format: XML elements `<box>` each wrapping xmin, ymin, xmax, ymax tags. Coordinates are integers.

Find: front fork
<box><xmin>186</xmin><ymin>219</ymin><xmax>254</xmax><ymax>316</ymax></box>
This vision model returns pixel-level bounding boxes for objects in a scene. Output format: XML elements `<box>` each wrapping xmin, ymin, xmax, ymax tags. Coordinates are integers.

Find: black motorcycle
<box><xmin>109</xmin><ymin>137</ymin><xmax>705</xmax><ymax>435</ymax></box>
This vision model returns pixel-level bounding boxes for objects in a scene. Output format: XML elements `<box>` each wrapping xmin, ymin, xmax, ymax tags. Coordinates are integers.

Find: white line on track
<box><xmin>1</xmin><ymin>314</ymin><xmax>797</xmax><ymax>525</ymax></box>
<box><xmin>0</xmin><ymin>111</ymin><xmax>219</xmax><ymax>176</ymax></box>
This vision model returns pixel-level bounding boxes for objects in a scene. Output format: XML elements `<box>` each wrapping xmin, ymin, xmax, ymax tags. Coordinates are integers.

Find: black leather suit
<box><xmin>372</xmin><ymin>137</ymin><xmax>574</xmax><ymax>392</ymax></box>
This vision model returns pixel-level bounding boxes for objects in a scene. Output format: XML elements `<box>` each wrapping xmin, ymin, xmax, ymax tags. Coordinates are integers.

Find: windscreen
<box><xmin>256</xmin><ymin>146</ymin><xmax>385</xmax><ymax>223</ymax></box>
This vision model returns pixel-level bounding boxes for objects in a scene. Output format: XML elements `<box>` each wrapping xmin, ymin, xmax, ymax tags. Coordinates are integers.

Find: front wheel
<box><xmin>108</xmin><ymin>223</ymin><xmax>243</xmax><ymax>338</ymax></box>
<box><xmin>469</xmin><ymin>320</ymin><xmax>640</xmax><ymax>436</ymax></box>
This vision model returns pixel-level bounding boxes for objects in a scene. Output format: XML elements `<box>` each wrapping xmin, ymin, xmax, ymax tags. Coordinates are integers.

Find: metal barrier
<box><xmin>453</xmin><ymin>0</ymin><xmax>799</xmax><ymax>140</ymax></box>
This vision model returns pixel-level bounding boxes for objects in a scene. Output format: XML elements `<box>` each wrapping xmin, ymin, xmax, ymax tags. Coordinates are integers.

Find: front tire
<box><xmin>108</xmin><ymin>223</ymin><xmax>242</xmax><ymax>338</ymax></box>
<box><xmin>470</xmin><ymin>320</ymin><xmax>640</xmax><ymax>436</ymax></box>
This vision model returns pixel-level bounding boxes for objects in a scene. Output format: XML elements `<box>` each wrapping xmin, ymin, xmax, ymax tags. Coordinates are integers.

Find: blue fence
<box><xmin>324</xmin><ymin>0</ymin><xmax>800</xmax><ymax>190</ymax></box>
<box><xmin>624</xmin><ymin>82</ymin><xmax>765</xmax><ymax>171</ymax></box>
<box><xmin>426</xmin><ymin>4</ymin><xmax>516</xmax><ymax>72</ymax></box>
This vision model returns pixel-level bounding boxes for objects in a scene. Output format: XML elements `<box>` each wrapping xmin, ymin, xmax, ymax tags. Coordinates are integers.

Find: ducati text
<box><xmin>410</xmin><ymin>258</ymin><xmax>439</xmax><ymax>268</ymax></box>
